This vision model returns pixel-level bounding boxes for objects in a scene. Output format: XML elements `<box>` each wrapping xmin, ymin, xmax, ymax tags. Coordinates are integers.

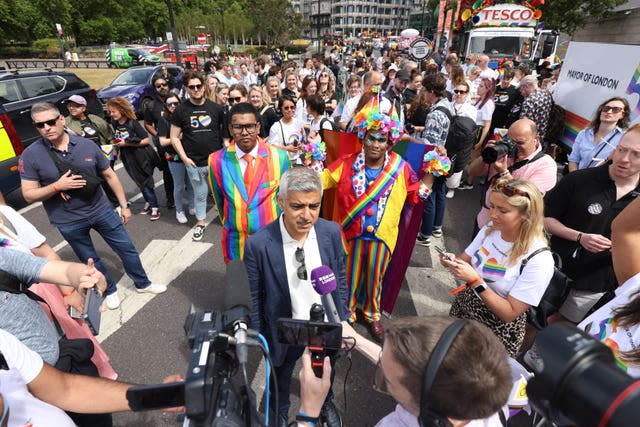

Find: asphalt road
<box><xmin>4</xmin><ymin>163</ymin><xmax>481</xmax><ymax>427</ymax></box>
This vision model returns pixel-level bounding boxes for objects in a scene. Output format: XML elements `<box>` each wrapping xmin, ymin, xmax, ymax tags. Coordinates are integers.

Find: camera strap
<box><xmin>481</xmin><ymin>150</ymin><xmax>546</xmax><ymax>209</ymax></box>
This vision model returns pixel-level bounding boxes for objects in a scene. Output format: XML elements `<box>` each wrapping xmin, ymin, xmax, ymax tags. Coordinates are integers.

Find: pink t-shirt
<box><xmin>476</xmin><ymin>148</ymin><xmax>557</xmax><ymax>227</ymax></box>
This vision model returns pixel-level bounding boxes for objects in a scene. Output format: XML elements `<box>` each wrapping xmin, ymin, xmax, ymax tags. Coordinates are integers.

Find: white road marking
<box><xmin>96</xmin><ymin>213</ymin><xmax>215</xmax><ymax>342</ymax></box>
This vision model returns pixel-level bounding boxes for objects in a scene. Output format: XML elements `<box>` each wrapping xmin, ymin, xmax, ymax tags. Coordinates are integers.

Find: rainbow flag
<box><xmin>392</xmin><ymin>140</ymin><xmax>436</xmax><ymax>173</ymax></box>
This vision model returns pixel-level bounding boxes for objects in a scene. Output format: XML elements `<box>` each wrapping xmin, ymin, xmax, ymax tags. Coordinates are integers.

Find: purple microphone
<box><xmin>310</xmin><ymin>266</ymin><xmax>340</xmax><ymax>323</ymax></box>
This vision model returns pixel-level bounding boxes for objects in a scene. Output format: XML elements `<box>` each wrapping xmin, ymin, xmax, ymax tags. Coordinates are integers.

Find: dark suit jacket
<box><xmin>244</xmin><ymin>217</ymin><xmax>348</xmax><ymax>367</ymax></box>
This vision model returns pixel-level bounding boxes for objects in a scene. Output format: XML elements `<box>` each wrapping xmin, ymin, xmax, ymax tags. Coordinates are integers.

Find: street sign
<box><xmin>197</xmin><ymin>33</ymin><xmax>207</xmax><ymax>44</ymax></box>
<box><xmin>409</xmin><ymin>38</ymin><xmax>433</xmax><ymax>61</ymax></box>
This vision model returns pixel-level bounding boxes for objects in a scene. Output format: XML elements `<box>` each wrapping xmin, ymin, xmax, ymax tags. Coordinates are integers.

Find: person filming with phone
<box><xmin>296</xmin><ymin>316</ymin><xmax>513</xmax><ymax>427</ymax></box>
<box><xmin>439</xmin><ymin>179</ymin><xmax>554</xmax><ymax>356</ymax></box>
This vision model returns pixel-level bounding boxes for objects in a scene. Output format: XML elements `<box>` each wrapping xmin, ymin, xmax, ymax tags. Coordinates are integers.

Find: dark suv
<box><xmin>0</xmin><ymin>70</ymin><xmax>101</xmax><ymax>193</ymax></box>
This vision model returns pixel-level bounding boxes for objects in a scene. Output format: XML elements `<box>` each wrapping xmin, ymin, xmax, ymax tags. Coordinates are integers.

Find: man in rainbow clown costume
<box><xmin>321</xmin><ymin>99</ymin><xmax>449</xmax><ymax>341</ymax></box>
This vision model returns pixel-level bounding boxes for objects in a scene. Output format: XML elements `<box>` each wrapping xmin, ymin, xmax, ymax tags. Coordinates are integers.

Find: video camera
<box><xmin>527</xmin><ymin>323</ymin><xmax>640</xmax><ymax>427</ymax></box>
<box><xmin>481</xmin><ymin>136</ymin><xmax>517</xmax><ymax>164</ymax></box>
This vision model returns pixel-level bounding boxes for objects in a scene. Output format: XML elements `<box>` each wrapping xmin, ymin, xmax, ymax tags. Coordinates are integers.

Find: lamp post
<box><xmin>165</xmin><ymin>0</ymin><xmax>181</xmax><ymax>66</ymax></box>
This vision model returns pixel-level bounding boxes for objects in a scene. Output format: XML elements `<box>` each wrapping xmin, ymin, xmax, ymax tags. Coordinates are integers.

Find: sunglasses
<box><xmin>187</xmin><ymin>84</ymin><xmax>203</xmax><ymax>91</ymax></box>
<box><xmin>230</xmin><ymin>123</ymin><xmax>257</xmax><ymax>134</ymax></box>
<box><xmin>602</xmin><ymin>106</ymin><xmax>623</xmax><ymax>114</ymax></box>
<box><xmin>453</xmin><ymin>89</ymin><xmax>468</xmax><ymax>94</ymax></box>
<box><xmin>282</xmin><ymin>105</ymin><xmax>296</xmax><ymax>111</ymax></box>
<box><xmin>295</xmin><ymin>247</ymin><xmax>307</xmax><ymax>280</ymax></box>
<box><xmin>166</xmin><ymin>101</ymin><xmax>179</xmax><ymax>107</ymax></box>
<box><xmin>34</xmin><ymin>115</ymin><xmax>60</xmax><ymax>129</ymax></box>
<box><xmin>229</xmin><ymin>97</ymin><xmax>243</xmax><ymax>103</ymax></box>
<box><xmin>492</xmin><ymin>179</ymin><xmax>530</xmax><ymax>199</ymax></box>
<box><xmin>155</xmin><ymin>83</ymin><xmax>168</xmax><ymax>89</ymax></box>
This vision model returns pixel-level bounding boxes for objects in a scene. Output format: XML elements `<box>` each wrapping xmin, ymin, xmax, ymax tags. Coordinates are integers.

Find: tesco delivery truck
<box><xmin>454</xmin><ymin>3</ymin><xmax>558</xmax><ymax>66</ymax></box>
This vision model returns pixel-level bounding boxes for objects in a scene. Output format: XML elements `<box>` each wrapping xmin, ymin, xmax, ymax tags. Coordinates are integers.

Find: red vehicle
<box><xmin>163</xmin><ymin>51</ymin><xmax>199</xmax><ymax>65</ymax></box>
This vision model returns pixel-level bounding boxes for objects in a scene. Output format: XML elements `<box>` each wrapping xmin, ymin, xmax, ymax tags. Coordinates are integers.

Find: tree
<box><xmin>540</xmin><ymin>0</ymin><xmax>628</xmax><ymax>35</ymax></box>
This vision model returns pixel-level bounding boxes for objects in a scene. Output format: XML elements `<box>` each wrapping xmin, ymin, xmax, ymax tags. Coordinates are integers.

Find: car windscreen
<box><xmin>110</xmin><ymin>68</ymin><xmax>153</xmax><ymax>86</ymax></box>
<box><xmin>468</xmin><ymin>34</ymin><xmax>531</xmax><ymax>57</ymax></box>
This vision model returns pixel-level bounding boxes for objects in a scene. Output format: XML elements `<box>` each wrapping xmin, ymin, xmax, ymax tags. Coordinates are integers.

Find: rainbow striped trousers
<box><xmin>346</xmin><ymin>237</ymin><xmax>391</xmax><ymax>323</ymax></box>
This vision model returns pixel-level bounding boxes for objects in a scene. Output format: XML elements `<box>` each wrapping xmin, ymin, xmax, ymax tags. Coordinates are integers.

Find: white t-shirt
<box><xmin>0</xmin><ymin>329</ymin><xmax>76</xmax><ymax>427</ymax></box>
<box><xmin>0</xmin><ymin>205</ymin><xmax>46</xmax><ymax>251</ymax></box>
<box><xmin>452</xmin><ymin>102</ymin><xmax>478</xmax><ymax>122</ymax></box>
<box><xmin>475</xmin><ymin>99</ymin><xmax>495</xmax><ymax>126</ymax></box>
<box><xmin>267</xmin><ymin>119</ymin><xmax>303</xmax><ymax>163</ymax></box>
<box><xmin>278</xmin><ymin>216</ymin><xmax>324</xmax><ymax>320</ymax></box>
<box><xmin>375</xmin><ymin>403</ymin><xmax>505</xmax><ymax>427</ymax></box>
<box><xmin>579</xmin><ymin>272</ymin><xmax>640</xmax><ymax>378</ymax></box>
<box><xmin>464</xmin><ymin>225</ymin><xmax>554</xmax><ymax>306</ymax></box>
<box><xmin>309</xmin><ymin>117</ymin><xmax>335</xmax><ymax>135</ymax></box>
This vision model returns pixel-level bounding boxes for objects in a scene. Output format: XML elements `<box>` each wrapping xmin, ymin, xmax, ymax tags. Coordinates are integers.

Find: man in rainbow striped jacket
<box><xmin>208</xmin><ymin>103</ymin><xmax>291</xmax><ymax>263</ymax></box>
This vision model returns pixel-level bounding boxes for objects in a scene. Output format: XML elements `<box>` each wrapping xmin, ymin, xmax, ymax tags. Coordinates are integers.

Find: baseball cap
<box><xmin>389</xmin><ymin>63</ymin><xmax>399</xmax><ymax>72</ymax></box>
<box><xmin>65</xmin><ymin>95</ymin><xmax>87</xmax><ymax>106</ymax></box>
<box><xmin>396</xmin><ymin>70</ymin><xmax>410</xmax><ymax>81</ymax></box>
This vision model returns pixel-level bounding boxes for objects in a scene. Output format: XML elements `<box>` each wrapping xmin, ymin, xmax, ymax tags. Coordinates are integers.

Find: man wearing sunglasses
<box><xmin>143</xmin><ymin>75</ymin><xmax>175</xmax><ymax>209</ymax></box>
<box><xmin>544</xmin><ymin>125</ymin><xmax>640</xmax><ymax>324</ymax></box>
<box><xmin>298</xmin><ymin>317</ymin><xmax>512</xmax><ymax>427</ymax></box>
<box><xmin>208</xmin><ymin>102</ymin><xmax>291</xmax><ymax>263</ymax></box>
<box><xmin>244</xmin><ymin>167</ymin><xmax>347</xmax><ymax>427</ymax></box>
<box><xmin>170</xmin><ymin>71</ymin><xmax>224</xmax><ymax>241</ymax></box>
<box><xmin>20</xmin><ymin>102</ymin><xmax>165</xmax><ymax>310</ymax></box>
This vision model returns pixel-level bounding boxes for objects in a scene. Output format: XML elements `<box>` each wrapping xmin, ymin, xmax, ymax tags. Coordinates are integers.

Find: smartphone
<box><xmin>126</xmin><ymin>382</ymin><xmax>185</xmax><ymax>411</ymax></box>
<box><xmin>276</xmin><ymin>318</ymin><xmax>343</xmax><ymax>350</ymax></box>
<box><xmin>435</xmin><ymin>246</ymin><xmax>452</xmax><ymax>261</ymax></box>
<box><xmin>68</xmin><ymin>306</ymin><xmax>83</xmax><ymax>319</ymax></box>
<box><xmin>83</xmin><ymin>288</ymin><xmax>103</xmax><ymax>335</ymax></box>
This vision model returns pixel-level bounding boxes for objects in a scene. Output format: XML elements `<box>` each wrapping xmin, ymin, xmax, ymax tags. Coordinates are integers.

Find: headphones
<box><xmin>419</xmin><ymin>319</ymin><xmax>469</xmax><ymax>427</ymax></box>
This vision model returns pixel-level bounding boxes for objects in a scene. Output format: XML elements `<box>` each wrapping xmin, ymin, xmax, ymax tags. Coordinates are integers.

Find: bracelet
<box><xmin>62</xmin><ymin>288</ymin><xmax>76</xmax><ymax>297</ymax></box>
<box><xmin>296</xmin><ymin>412</ymin><xmax>319</xmax><ymax>427</ymax></box>
<box><xmin>466</xmin><ymin>276</ymin><xmax>482</xmax><ymax>288</ymax></box>
<box><xmin>576</xmin><ymin>232</ymin><xmax>583</xmax><ymax>244</ymax></box>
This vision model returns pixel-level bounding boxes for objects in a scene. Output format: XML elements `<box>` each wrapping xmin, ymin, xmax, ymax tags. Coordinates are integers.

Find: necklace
<box><xmin>624</xmin><ymin>326</ymin><xmax>637</xmax><ymax>351</ymax></box>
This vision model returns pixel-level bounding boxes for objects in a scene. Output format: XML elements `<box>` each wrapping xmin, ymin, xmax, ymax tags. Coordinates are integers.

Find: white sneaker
<box><xmin>446</xmin><ymin>189</ymin><xmax>455</xmax><ymax>199</ymax></box>
<box><xmin>176</xmin><ymin>211</ymin><xmax>188</xmax><ymax>224</ymax></box>
<box><xmin>136</xmin><ymin>283</ymin><xmax>167</xmax><ymax>294</ymax></box>
<box><xmin>105</xmin><ymin>292</ymin><xmax>121</xmax><ymax>310</ymax></box>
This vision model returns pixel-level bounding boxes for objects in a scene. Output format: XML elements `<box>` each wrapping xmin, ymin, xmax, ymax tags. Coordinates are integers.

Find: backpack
<box><xmin>319</xmin><ymin>117</ymin><xmax>338</xmax><ymax>142</ymax></box>
<box><xmin>434</xmin><ymin>106</ymin><xmax>478</xmax><ymax>171</ymax></box>
<box><xmin>544</xmin><ymin>102</ymin><xmax>566</xmax><ymax>146</ymax></box>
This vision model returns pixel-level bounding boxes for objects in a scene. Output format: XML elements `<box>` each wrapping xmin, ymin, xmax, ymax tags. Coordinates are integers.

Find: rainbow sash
<box><xmin>340</xmin><ymin>153</ymin><xmax>404</xmax><ymax>230</ymax></box>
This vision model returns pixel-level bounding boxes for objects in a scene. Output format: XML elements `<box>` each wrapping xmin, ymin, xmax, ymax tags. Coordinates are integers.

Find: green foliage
<box><xmin>540</xmin><ymin>0</ymin><xmax>628</xmax><ymax>35</ymax></box>
<box><xmin>32</xmin><ymin>38</ymin><xmax>60</xmax><ymax>50</ymax></box>
<box><xmin>0</xmin><ymin>0</ymin><xmax>303</xmax><ymax>47</ymax></box>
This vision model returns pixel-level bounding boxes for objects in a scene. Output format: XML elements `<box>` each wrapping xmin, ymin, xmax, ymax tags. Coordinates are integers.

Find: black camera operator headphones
<box><xmin>419</xmin><ymin>319</ymin><xmax>469</xmax><ymax>427</ymax></box>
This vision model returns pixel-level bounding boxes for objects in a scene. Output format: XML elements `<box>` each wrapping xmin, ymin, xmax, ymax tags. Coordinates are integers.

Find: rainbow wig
<box><xmin>353</xmin><ymin>95</ymin><xmax>401</xmax><ymax>143</ymax></box>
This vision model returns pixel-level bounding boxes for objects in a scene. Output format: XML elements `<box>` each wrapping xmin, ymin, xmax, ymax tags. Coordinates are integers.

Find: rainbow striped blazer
<box><xmin>208</xmin><ymin>140</ymin><xmax>291</xmax><ymax>263</ymax></box>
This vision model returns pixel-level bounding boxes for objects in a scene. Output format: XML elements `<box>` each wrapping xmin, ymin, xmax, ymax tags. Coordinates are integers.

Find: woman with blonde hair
<box><xmin>439</xmin><ymin>179</ymin><xmax>554</xmax><ymax>355</ymax></box>
<box><xmin>107</xmin><ymin>97</ymin><xmax>161</xmax><ymax>220</ymax></box>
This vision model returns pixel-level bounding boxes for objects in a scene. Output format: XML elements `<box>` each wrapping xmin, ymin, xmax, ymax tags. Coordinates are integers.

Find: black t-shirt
<box><xmin>113</xmin><ymin>119</ymin><xmax>147</xmax><ymax>145</ymax></box>
<box><xmin>144</xmin><ymin>97</ymin><xmax>165</xmax><ymax>129</ymax></box>
<box><xmin>77</xmin><ymin>118</ymin><xmax>102</xmax><ymax>145</ymax></box>
<box><xmin>404</xmin><ymin>88</ymin><xmax>418</xmax><ymax>106</ymax></box>
<box><xmin>492</xmin><ymin>84</ymin><xmax>521</xmax><ymax>129</ymax></box>
<box><xmin>170</xmin><ymin>99</ymin><xmax>223</xmax><ymax>167</ymax></box>
<box><xmin>544</xmin><ymin>164</ymin><xmax>640</xmax><ymax>291</ymax></box>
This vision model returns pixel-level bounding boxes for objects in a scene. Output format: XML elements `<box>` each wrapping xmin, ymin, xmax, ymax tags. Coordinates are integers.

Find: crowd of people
<box><xmin>0</xmin><ymin>44</ymin><xmax>638</xmax><ymax>427</ymax></box>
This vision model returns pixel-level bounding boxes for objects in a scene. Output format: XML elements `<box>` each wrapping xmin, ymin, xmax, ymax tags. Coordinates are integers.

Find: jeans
<box><xmin>167</xmin><ymin>161</ymin><xmax>195</xmax><ymax>213</ymax></box>
<box><xmin>57</xmin><ymin>208</ymin><xmax>151</xmax><ymax>295</ymax></box>
<box><xmin>185</xmin><ymin>165</ymin><xmax>209</xmax><ymax>221</ymax></box>
<box><xmin>420</xmin><ymin>176</ymin><xmax>446</xmax><ymax>237</ymax></box>
<box><xmin>140</xmin><ymin>185</ymin><xmax>159</xmax><ymax>208</ymax></box>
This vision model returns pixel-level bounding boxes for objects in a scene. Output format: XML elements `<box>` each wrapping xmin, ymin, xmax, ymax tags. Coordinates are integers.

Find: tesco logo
<box><xmin>481</xmin><ymin>8</ymin><xmax>534</xmax><ymax>21</ymax></box>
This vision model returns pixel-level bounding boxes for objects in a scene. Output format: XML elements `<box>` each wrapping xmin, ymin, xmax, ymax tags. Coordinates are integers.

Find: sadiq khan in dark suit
<box><xmin>244</xmin><ymin>167</ymin><xmax>347</xmax><ymax>427</ymax></box>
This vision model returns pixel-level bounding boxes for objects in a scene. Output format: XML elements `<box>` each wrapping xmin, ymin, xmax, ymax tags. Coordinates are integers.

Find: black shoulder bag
<box><xmin>45</xmin><ymin>146</ymin><xmax>103</xmax><ymax>200</ymax></box>
<box><xmin>520</xmin><ymin>247</ymin><xmax>572</xmax><ymax>330</ymax></box>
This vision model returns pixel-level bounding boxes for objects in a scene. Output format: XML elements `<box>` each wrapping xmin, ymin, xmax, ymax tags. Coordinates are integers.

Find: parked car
<box><xmin>106</xmin><ymin>47</ymin><xmax>162</xmax><ymax>69</ymax></box>
<box><xmin>0</xmin><ymin>103</ymin><xmax>24</xmax><ymax>195</ymax></box>
<box><xmin>0</xmin><ymin>69</ymin><xmax>102</xmax><ymax>194</ymax></box>
<box><xmin>97</xmin><ymin>65</ymin><xmax>183</xmax><ymax>117</ymax></box>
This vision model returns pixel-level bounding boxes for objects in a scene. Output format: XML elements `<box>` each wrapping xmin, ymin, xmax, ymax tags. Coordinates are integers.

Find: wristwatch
<box><xmin>472</xmin><ymin>282</ymin><xmax>488</xmax><ymax>298</ymax></box>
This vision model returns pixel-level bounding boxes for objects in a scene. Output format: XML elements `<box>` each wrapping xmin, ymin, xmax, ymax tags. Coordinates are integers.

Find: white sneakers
<box><xmin>176</xmin><ymin>211</ymin><xmax>188</xmax><ymax>224</ymax></box>
<box><xmin>105</xmin><ymin>292</ymin><xmax>121</xmax><ymax>310</ymax></box>
<box><xmin>104</xmin><ymin>284</ymin><xmax>167</xmax><ymax>310</ymax></box>
<box><xmin>136</xmin><ymin>283</ymin><xmax>168</xmax><ymax>294</ymax></box>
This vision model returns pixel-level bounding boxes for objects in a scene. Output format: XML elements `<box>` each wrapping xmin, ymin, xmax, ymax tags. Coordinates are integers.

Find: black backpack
<box><xmin>319</xmin><ymin>117</ymin><xmax>338</xmax><ymax>142</ymax></box>
<box><xmin>434</xmin><ymin>106</ymin><xmax>478</xmax><ymax>170</ymax></box>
